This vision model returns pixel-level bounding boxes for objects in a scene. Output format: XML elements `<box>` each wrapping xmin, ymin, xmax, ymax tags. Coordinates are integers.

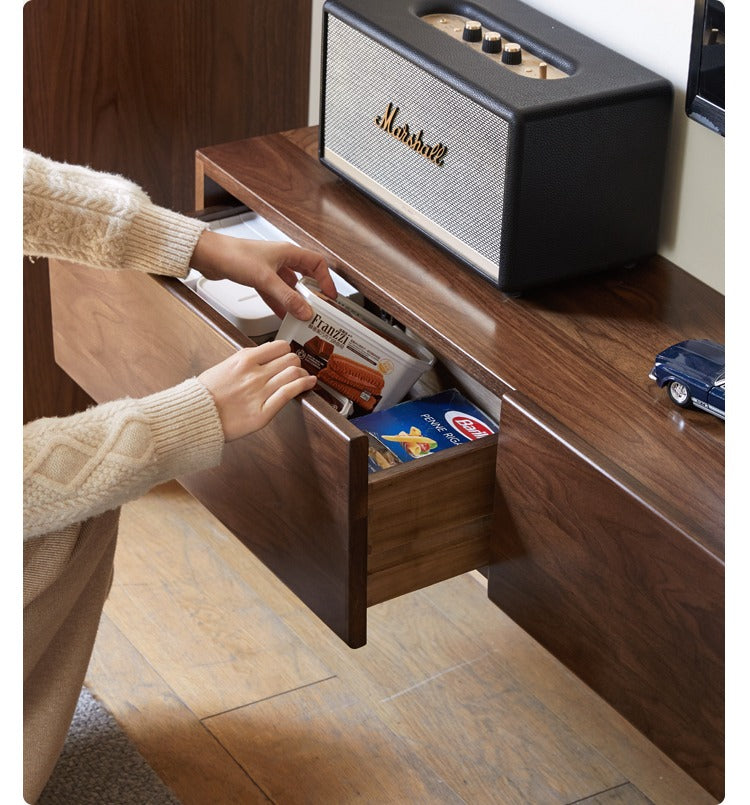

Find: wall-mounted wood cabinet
<box><xmin>49</xmin><ymin>126</ymin><xmax>724</xmax><ymax>799</ymax></box>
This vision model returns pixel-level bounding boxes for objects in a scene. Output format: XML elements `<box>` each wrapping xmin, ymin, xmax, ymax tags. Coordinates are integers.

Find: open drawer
<box><xmin>48</xmin><ymin>259</ymin><xmax>497</xmax><ymax>648</ymax></box>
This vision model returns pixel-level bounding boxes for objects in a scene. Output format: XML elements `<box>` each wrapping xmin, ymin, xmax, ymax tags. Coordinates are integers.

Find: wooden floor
<box><xmin>85</xmin><ymin>481</ymin><xmax>716</xmax><ymax>805</ymax></box>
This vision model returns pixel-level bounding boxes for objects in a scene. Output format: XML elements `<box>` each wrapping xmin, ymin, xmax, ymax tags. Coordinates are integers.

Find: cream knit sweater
<box><xmin>23</xmin><ymin>150</ymin><xmax>226</xmax><ymax>541</ymax></box>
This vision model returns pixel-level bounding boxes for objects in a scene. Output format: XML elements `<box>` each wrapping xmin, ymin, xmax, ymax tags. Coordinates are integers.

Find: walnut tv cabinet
<box><xmin>48</xmin><ymin>126</ymin><xmax>724</xmax><ymax>799</ymax></box>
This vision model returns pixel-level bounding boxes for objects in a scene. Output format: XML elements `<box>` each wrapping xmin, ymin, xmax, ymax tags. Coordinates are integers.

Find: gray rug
<box><xmin>38</xmin><ymin>687</ymin><xmax>181</xmax><ymax>805</ymax></box>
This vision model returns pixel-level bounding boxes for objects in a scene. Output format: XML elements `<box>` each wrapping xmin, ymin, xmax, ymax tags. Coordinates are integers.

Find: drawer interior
<box><xmin>187</xmin><ymin>247</ymin><xmax>503</xmax><ymax>608</ymax></box>
<box><xmin>294</xmin><ymin>305</ymin><xmax>501</xmax><ymax>608</ymax></box>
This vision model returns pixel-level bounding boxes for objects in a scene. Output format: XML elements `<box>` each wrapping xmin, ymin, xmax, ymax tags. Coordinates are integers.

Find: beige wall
<box><xmin>308</xmin><ymin>0</ymin><xmax>725</xmax><ymax>294</ymax></box>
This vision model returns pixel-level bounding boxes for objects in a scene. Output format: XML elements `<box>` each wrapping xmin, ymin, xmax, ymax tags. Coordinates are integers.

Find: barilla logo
<box><xmin>445</xmin><ymin>410</ymin><xmax>493</xmax><ymax>440</ymax></box>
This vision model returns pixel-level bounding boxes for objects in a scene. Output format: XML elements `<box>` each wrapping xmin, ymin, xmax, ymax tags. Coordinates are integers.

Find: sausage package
<box><xmin>351</xmin><ymin>389</ymin><xmax>498</xmax><ymax>472</ymax></box>
<box><xmin>277</xmin><ymin>278</ymin><xmax>435</xmax><ymax>416</ymax></box>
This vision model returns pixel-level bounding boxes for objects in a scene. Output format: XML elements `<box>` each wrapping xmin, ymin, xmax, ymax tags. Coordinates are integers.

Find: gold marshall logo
<box><xmin>374</xmin><ymin>103</ymin><xmax>447</xmax><ymax>167</ymax></box>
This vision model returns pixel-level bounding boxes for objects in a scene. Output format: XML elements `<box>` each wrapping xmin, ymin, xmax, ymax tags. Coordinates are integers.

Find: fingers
<box><xmin>292</xmin><ymin>250</ymin><xmax>338</xmax><ymax>300</ymax></box>
<box><xmin>263</xmin><ymin>366</ymin><xmax>317</xmax><ymax>410</ymax></box>
<box><xmin>199</xmin><ymin>343</ymin><xmax>316</xmax><ymax>442</ymax></box>
<box><xmin>261</xmin><ymin>372</ymin><xmax>318</xmax><ymax>422</ymax></box>
<box><xmin>240</xmin><ymin>341</ymin><xmax>314</xmax><ymax>399</ymax></box>
<box><xmin>248</xmin><ymin>339</ymin><xmax>297</xmax><ymax>365</ymax></box>
<box><xmin>256</xmin><ymin>271</ymin><xmax>314</xmax><ymax>322</ymax></box>
<box><xmin>245</xmin><ymin>345</ymin><xmax>316</xmax><ymax>429</ymax></box>
<box><xmin>272</xmin><ymin>244</ymin><xmax>338</xmax><ymax>306</ymax></box>
<box><xmin>192</xmin><ymin>232</ymin><xmax>337</xmax><ymax>321</ymax></box>
<box><xmin>252</xmin><ymin>348</ymin><xmax>307</xmax><ymax>388</ymax></box>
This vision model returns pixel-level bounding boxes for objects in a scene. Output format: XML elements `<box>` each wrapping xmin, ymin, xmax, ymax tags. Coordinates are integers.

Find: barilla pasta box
<box><xmin>352</xmin><ymin>389</ymin><xmax>498</xmax><ymax>472</ymax></box>
<box><xmin>277</xmin><ymin>277</ymin><xmax>434</xmax><ymax>416</ymax></box>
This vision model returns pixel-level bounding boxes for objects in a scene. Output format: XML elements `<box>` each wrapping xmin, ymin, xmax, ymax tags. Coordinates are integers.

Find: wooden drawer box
<box><xmin>48</xmin><ymin>259</ymin><xmax>497</xmax><ymax>648</ymax></box>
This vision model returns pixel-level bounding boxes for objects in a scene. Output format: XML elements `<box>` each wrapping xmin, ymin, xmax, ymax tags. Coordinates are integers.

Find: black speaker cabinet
<box><xmin>319</xmin><ymin>0</ymin><xmax>673</xmax><ymax>293</ymax></box>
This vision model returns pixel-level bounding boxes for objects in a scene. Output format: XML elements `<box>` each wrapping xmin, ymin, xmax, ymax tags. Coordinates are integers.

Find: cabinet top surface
<box><xmin>196</xmin><ymin>127</ymin><xmax>725</xmax><ymax>561</ymax></box>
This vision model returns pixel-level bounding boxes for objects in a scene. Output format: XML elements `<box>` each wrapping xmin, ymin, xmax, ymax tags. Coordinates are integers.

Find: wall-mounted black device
<box><xmin>319</xmin><ymin>0</ymin><xmax>673</xmax><ymax>293</ymax></box>
<box><xmin>686</xmin><ymin>0</ymin><xmax>725</xmax><ymax>136</ymax></box>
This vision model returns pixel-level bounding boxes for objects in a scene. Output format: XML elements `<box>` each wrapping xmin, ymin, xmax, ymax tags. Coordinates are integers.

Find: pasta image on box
<box><xmin>277</xmin><ymin>278</ymin><xmax>435</xmax><ymax>416</ymax></box>
<box><xmin>352</xmin><ymin>389</ymin><xmax>498</xmax><ymax>472</ymax></box>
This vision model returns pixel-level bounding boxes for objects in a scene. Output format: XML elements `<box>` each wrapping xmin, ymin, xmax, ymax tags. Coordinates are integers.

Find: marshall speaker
<box><xmin>319</xmin><ymin>0</ymin><xmax>673</xmax><ymax>293</ymax></box>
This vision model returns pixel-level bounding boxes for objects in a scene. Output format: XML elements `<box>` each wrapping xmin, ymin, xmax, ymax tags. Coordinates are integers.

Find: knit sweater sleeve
<box><xmin>23</xmin><ymin>149</ymin><xmax>207</xmax><ymax>276</ymax></box>
<box><xmin>23</xmin><ymin>151</ymin><xmax>227</xmax><ymax>540</ymax></box>
<box><xmin>23</xmin><ymin>379</ymin><xmax>225</xmax><ymax>540</ymax></box>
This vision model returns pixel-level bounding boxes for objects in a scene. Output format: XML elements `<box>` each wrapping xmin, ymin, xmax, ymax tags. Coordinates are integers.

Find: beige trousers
<box><xmin>23</xmin><ymin>509</ymin><xmax>120</xmax><ymax>803</ymax></box>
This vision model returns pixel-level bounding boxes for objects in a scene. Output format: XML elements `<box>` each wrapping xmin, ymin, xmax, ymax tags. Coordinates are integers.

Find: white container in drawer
<box><xmin>196</xmin><ymin>278</ymin><xmax>282</xmax><ymax>342</ymax></box>
<box><xmin>207</xmin><ymin>210</ymin><xmax>297</xmax><ymax>244</ymax></box>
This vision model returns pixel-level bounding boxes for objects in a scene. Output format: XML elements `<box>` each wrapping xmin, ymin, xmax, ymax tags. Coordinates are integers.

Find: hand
<box><xmin>198</xmin><ymin>341</ymin><xmax>316</xmax><ymax>441</ymax></box>
<box><xmin>190</xmin><ymin>230</ymin><xmax>337</xmax><ymax>320</ymax></box>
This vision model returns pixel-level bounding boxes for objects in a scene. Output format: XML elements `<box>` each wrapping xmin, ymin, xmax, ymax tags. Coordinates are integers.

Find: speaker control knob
<box><xmin>502</xmin><ymin>42</ymin><xmax>522</xmax><ymax>65</ymax></box>
<box><xmin>462</xmin><ymin>20</ymin><xmax>482</xmax><ymax>42</ymax></box>
<box><xmin>482</xmin><ymin>31</ymin><xmax>502</xmax><ymax>53</ymax></box>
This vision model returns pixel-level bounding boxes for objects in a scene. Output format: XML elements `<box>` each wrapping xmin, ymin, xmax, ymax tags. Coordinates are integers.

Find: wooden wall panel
<box><xmin>23</xmin><ymin>0</ymin><xmax>312</xmax><ymax>421</ymax></box>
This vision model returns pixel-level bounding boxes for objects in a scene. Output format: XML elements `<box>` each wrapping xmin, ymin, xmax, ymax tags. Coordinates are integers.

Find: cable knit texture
<box><xmin>23</xmin><ymin>379</ymin><xmax>224</xmax><ymax>540</ymax></box>
<box><xmin>23</xmin><ymin>149</ymin><xmax>207</xmax><ymax>276</ymax></box>
<box><xmin>23</xmin><ymin>150</ymin><xmax>223</xmax><ymax>544</ymax></box>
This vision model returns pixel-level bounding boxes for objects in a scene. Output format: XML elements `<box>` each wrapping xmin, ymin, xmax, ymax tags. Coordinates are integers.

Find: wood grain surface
<box><xmin>367</xmin><ymin>437</ymin><xmax>496</xmax><ymax>605</ymax></box>
<box><xmin>196</xmin><ymin>129</ymin><xmax>724</xmax><ymax>559</ymax></box>
<box><xmin>47</xmin><ymin>122</ymin><xmax>723</xmax><ymax>797</ymax></box>
<box><xmin>23</xmin><ymin>0</ymin><xmax>312</xmax><ymax>422</ymax></box>
<box><xmin>23</xmin><ymin>0</ymin><xmax>312</xmax><ymax>210</ymax></box>
<box><xmin>490</xmin><ymin>392</ymin><xmax>724</xmax><ymax>797</ymax></box>
<box><xmin>85</xmin><ymin>481</ymin><xmax>716</xmax><ymax>805</ymax></box>
<box><xmin>47</xmin><ymin>258</ymin><xmax>500</xmax><ymax>643</ymax></box>
<box><xmin>195</xmin><ymin>128</ymin><xmax>724</xmax><ymax>797</ymax></box>
<box><xmin>48</xmin><ymin>260</ymin><xmax>370</xmax><ymax>648</ymax></box>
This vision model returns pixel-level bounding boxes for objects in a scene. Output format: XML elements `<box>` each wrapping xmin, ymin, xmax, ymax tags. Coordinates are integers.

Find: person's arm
<box><xmin>23</xmin><ymin>149</ymin><xmax>206</xmax><ymax>277</ymax></box>
<box><xmin>23</xmin><ymin>151</ymin><xmax>324</xmax><ymax>540</ymax></box>
<box><xmin>23</xmin><ymin>149</ymin><xmax>337</xmax><ymax>319</ymax></box>
<box><xmin>23</xmin><ymin>378</ymin><xmax>223</xmax><ymax>540</ymax></box>
<box><xmin>23</xmin><ymin>340</ymin><xmax>317</xmax><ymax>540</ymax></box>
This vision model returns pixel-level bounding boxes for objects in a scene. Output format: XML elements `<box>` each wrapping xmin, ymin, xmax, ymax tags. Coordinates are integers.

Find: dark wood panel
<box><xmin>48</xmin><ymin>260</ymin><xmax>369</xmax><ymax>648</ymax></box>
<box><xmin>193</xmin><ymin>128</ymin><xmax>724</xmax><ymax>795</ymax></box>
<box><xmin>23</xmin><ymin>0</ymin><xmax>312</xmax><ymax>209</ymax></box>
<box><xmin>488</xmin><ymin>392</ymin><xmax>724</xmax><ymax>800</ymax></box>
<box><xmin>366</xmin><ymin>437</ymin><xmax>497</xmax><ymax>605</ymax></box>
<box><xmin>195</xmin><ymin>130</ymin><xmax>723</xmax><ymax>561</ymax></box>
<box><xmin>23</xmin><ymin>0</ymin><xmax>312</xmax><ymax>421</ymax></box>
<box><xmin>23</xmin><ymin>258</ymin><xmax>93</xmax><ymax>423</ymax></box>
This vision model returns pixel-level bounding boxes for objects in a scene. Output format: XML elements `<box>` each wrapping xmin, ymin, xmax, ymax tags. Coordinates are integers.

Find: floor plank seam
<box><xmin>90</xmin><ymin>489</ymin><xmax>715</xmax><ymax>805</ymax></box>
<box><xmin>198</xmin><ymin>675</ymin><xmax>339</xmax><ymax>722</ymax></box>
<box><xmin>379</xmin><ymin>654</ymin><xmax>490</xmax><ymax>703</ymax></box>
<box><xmin>484</xmin><ymin>647</ymin><xmax>640</xmax><ymax>792</ymax></box>
<box><xmin>196</xmin><ymin>718</ymin><xmax>275</xmax><ymax>804</ymax></box>
<box><xmin>564</xmin><ymin>780</ymin><xmax>650</xmax><ymax>804</ymax></box>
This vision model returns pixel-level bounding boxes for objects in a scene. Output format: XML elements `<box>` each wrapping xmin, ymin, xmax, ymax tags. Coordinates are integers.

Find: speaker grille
<box><xmin>323</xmin><ymin>15</ymin><xmax>509</xmax><ymax>277</ymax></box>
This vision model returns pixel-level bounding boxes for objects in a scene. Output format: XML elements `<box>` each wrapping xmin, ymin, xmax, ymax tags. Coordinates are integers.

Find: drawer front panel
<box><xmin>367</xmin><ymin>437</ymin><xmax>496</xmax><ymax>605</ymax></box>
<box><xmin>49</xmin><ymin>260</ymin><xmax>370</xmax><ymax>647</ymax></box>
<box><xmin>489</xmin><ymin>392</ymin><xmax>724</xmax><ymax>799</ymax></box>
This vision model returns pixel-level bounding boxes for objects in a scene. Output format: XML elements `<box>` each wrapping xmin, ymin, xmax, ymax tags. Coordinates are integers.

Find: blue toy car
<box><xmin>649</xmin><ymin>339</ymin><xmax>725</xmax><ymax>420</ymax></box>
